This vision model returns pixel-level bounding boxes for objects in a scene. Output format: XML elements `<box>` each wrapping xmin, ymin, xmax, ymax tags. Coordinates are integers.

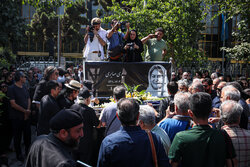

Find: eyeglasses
<box><xmin>55</xmin><ymin>72</ymin><xmax>59</xmax><ymax>75</ymax></box>
<box><xmin>203</xmin><ymin>85</ymin><xmax>209</xmax><ymax>88</ymax></box>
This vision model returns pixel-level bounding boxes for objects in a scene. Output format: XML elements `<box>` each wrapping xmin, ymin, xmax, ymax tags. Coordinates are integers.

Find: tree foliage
<box><xmin>103</xmin><ymin>0</ymin><xmax>207</xmax><ymax>66</ymax></box>
<box><xmin>0</xmin><ymin>0</ymin><xmax>26</xmax><ymax>47</ymax></box>
<box><xmin>0</xmin><ymin>47</ymin><xmax>16</xmax><ymax>68</ymax></box>
<box><xmin>205</xmin><ymin>0</ymin><xmax>250</xmax><ymax>62</ymax></box>
<box><xmin>25</xmin><ymin>0</ymin><xmax>88</xmax><ymax>44</ymax></box>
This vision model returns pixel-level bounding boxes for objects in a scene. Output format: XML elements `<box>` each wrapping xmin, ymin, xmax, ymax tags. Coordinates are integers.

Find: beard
<box><xmin>64</xmin><ymin>135</ymin><xmax>80</xmax><ymax>149</ymax></box>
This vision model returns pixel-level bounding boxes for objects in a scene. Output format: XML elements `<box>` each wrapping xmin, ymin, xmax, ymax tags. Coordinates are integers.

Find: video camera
<box><xmin>127</xmin><ymin>42</ymin><xmax>134</xmax><ymax>51</ymax></box>
<box><xmin>119</xmin><ymin>21</ymin><xmax>127</xmax><ymax>32</ymax></box>
<box><xmin>88</xmin><ymin>25</ymin><xmax>95</xmax><ymax>42</ymax></box>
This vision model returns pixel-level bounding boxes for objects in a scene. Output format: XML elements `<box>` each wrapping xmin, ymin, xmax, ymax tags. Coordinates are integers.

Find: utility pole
<box><xmin>57</xmin><ymin>7</ymin><xmax>60</xmax><ymax>67</ymax></box>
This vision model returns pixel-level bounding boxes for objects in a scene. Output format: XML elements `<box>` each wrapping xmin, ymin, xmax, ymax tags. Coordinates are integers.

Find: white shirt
<box><xmin>84</xmin><ymin>27</ymin><xmax>107</xmax><ymax>60</ymax></box>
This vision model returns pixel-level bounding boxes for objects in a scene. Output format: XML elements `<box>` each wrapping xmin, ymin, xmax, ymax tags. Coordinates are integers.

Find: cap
<box><xmin>78</xmin><ymin>88</ymin><xmax>91</xmax><ymax>99</ymax></box>
<box><xmin>49</xmin><ymin>109</ymin><xmax>83</xmax><ymax>131</ymax></box>
<box><xmin>65</xmin><ymin>80</ymin><xmax>81</xmax><ymax>90</ymax></box>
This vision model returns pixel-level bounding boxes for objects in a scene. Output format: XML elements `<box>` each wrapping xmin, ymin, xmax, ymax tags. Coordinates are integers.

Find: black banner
<box><xmin>85</xmin><ymin>62</ymin><xmax>171</xmax><ymax>97</ymax></box>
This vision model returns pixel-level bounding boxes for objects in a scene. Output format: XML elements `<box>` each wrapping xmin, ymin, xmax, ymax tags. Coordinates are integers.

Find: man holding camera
<box><xmin>142</xmin><ymin>27</ymin><xmax>167</xmax><ymax>61</ymax></box>
<box><xmin>84</xmin><ymin>17</ymin><xmax>107</xmax><ymax>61</ymax></box>
<box><xmin>106</xmin><ymin>19</ymin><xmax>130</xmax><ymax>61</ymax></box>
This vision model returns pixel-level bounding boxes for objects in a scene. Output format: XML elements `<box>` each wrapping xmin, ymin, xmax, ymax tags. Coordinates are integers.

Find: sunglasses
<box><xmin>203</xmin><ymin>85</ymin><xmax>209</xmax><ymax>88</ymax></box>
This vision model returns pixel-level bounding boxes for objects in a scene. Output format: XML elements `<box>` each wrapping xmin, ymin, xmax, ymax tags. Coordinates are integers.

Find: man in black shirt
<box><xmin>71</xmin><ymin>88</ymin><xmax>100</xmax><ymax>166</ymax></box>
<box><xmin>37</xmin><ymin>80</ymin><xmax>61</xmax><ymax>136</ymax></box>
<box><xmin>26</xmin><ymin>109</ymin><xmax>84</xmax><ymax>167</ymax></box>
<box><xmin>7</xmin><ymin>71</ymin><xmax>31</xmax><ymax>162</ymax></box>
<box><xmin>158</xmin><ymin>81</ymin><xmax>178</xmax><ymax>121</ymax></box>
<box><xmin>57</xmin><ymin>80</ymin><xmax>81</xmax><ymax>109</ymax></box>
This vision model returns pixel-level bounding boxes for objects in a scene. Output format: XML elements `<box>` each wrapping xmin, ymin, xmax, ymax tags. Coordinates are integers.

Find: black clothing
<box><xmin>25</xmin><ymin>133</ymin><xmax>77</xmax><ymax>167</ymax></box>
<box><xmin>210</xmin><ymin>90</ymin><xmax>217</xmax><ymax>100</ymax></box>
<box><xmin>239</xmin><ymin>98</ymin><xmax>250</xmax><ymax>129</ymax></box>
<box><xmin>37</xmin><ymin>94</ymin><xmax>60</xmax><ymax>136</ymax></box>
<box><xmin>57</xmin><ymin>94</ymin><xmax>74</xmax><ymax>109</ymax></box>
<box><xmin>50</xmin><ymin>109</ymin><xmax>83</xmax><ymax>132</ymax></box>
<box><xmin>123</xmin><ymin>37</ymin><xmax>143</xmax><ymax>62</ymax></box>
<box><xmin>7</xmin><ymin>84</ymin><xmax>31</xmax><ymax>158</ymax></box>
<box><xmin>70</xmin><ymin>103</ymin><xmax>99</xmax><ymax>166</ymax></box>
<box><xmin>11</xmin><ymin>119</ymin><xmax>31</xmax><ymax>157</ymax></box>
<box><xmin>0</xmin><ymin>95</ymin><xmax>12</xmax><ymax>154</ymax></box>
<box><xmin>158</xmin><ymin>95</ymin><xmax>174</xmax><ymax>121</ymax></box>
<box><xmin>7</xmin><ymin>84</ymin><xmax>30</xmax><ymax>120</ymax></box>
<box><xmin>33</xmin><ymin>79</ymin><xmax>50</xmax><ymax>102</ymax></box>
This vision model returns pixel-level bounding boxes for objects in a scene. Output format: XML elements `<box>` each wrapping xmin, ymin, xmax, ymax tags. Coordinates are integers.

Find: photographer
<box><xmin>142</xmin><ymin>27</ymin><xmax>167</xmax><ymax>61</ymax></box>
<box><xmin>107</xmin><ymin>19</ymin><xmax>130</xmax><ymax>61</ymax></box>
<box><xmin>123</xmin><ymin>30</ymin><xmax>143</xmax><ymax>62</ymax></box>
<box><xmin>83</xmin><ymin>17</ymin><xmax>107</xmax><ymax>61</ymax></box>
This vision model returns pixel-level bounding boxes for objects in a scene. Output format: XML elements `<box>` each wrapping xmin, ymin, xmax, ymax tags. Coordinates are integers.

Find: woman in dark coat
<box><xmin>123</xmin><ymin>30</ymin><xmax>143</xmax><ymax>62</ymax></box>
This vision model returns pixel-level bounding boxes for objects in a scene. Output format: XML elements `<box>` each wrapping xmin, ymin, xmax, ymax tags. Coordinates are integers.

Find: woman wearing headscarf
<box><xmin>123</xmin><ymin>30</ymin><xmax>143</xmax><ymax>62</ymax></box>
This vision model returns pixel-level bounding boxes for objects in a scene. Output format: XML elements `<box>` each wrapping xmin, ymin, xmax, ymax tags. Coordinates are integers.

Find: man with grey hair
<box><xmin>190</xmin><ymin>81</ymin><xmax>204</xmax><ymax>94</ymax></box>
<box><xmin>211</xmin><ymin>72</ymin><xmax>218</xmax><ymax>80</ymax></box>
<box><xmin>158</xmin><ymin>92</ymin><xmax>192</xmax><ymax>142</ymax></box>
<box><xmin>210</xmin><ymin>85</ymin><xmax>248</xmax><ymax>130</ymax></box>
<box><xmin>220</xmin><ymin>85</ymin><xmax>241</xmax><ymax>102</ymax></box>
<box><xmin>178</xmin><ymin>80</ymin><xmax>188</xmax><ymax>92</ymax></box>
<box><xmin>221</xmin><ymin>100</ymin><xmax>250</xmax><ymax>167</ymax></box>
<box><xmin>139</xmin><ymin>105</ymin><xmax>171</xmax><ymax>155</ymax></box>
<box><xmin>212</xmin><ymin>78</ymin><xmax>220</xmax><ymax>91</ymax></box>
<box><xmin>97</xmin><ymin>98</ymin><xmax>169</xmax><ymax>167</ymax></box>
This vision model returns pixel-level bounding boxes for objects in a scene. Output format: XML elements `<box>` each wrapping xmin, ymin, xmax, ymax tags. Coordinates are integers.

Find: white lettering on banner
<box><xmin>105</xmin><ymin>72</ymin><xmax>122</xmax><ymax>78</ymax></box>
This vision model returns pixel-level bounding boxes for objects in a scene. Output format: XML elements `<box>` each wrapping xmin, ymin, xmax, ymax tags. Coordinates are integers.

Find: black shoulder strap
<box><xmin>105</xmin><ymin>114</ymin><xmax>117</xmax><ymax>136</ymax></box>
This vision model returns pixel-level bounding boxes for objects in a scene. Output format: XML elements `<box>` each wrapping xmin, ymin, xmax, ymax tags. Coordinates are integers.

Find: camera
<box><xmin>127</xmin><ymin>42</ymin><xmax>134</xmax><ymax>51</ymax></box>
<box><xmin>169</xmin><ymin>101</ymin><xmax>175</xmax><ymax>112</ymax></box>
<box><xmin>119</xmin><ymin>21</ymin><xmax>127</xmax><ymax>32</ymax></box>
<box><xmin>88</xmin><ymin>25</ymin><xmax>94</xmax><ymax>42</ymax></box>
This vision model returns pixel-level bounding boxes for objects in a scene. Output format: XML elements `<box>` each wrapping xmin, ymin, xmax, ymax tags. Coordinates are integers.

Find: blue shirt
<box><xmin>212</xmin><ymin>96</ymin><xmax>221</xmax><ymax>108</ymax></box>
<box><xmin>158</xmin><ymin>116</ymin><xmax>191</xmax><ymax>142</ymax></box>
<box><xmin>97</xmin><ymin>126</ymin><xmax>169</xmax><ymax>167</ymax></box>
<box><xmin>107</xmin><ymin>30</ymin><xmax>124</xmax><ymax>50</ymax></box>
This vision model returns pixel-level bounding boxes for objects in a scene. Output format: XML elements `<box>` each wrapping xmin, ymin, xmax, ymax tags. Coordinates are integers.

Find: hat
<box><xmin>78</xmin><ymin>88</ymin><xmax>91</xmax><ymax>99</ymax></box>
<box><xmin>49</xmin><ymin>109</ymin><xmax>83</xmax><ymax>131</ymax></box>
<box><xmin>65</xmin><ymin>80</ymin><xmax>81</xmax><ymax>90</ymax></box>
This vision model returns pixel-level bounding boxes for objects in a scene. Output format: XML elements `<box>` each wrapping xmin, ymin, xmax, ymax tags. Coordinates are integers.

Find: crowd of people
<box><xmin>83</xmin><ymin>17</ymin><xmax>167</xmax><ymax>62</ymax></box>
<box><xmin>0</xmin><ymin>63</ymin><xmax>249</xmax><ymax>166</ymax></box>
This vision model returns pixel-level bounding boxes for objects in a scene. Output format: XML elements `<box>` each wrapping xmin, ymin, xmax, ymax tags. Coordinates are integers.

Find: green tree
<box><xmin>24</xmin><ymin>0</ymin><xmax>88</xmax><ymax>52</ymax></box>
<box><xmin>103</xmin><ymin>0</ymin><xmax>206</xmax><ymax>66</ymax></box>
<box><xmin>0</xmin><ymin>47</ymin><xmax>16</xmax><ymax>69</ymax></box>
<box><xmin>0</xmin><ymin>0</ymin><xmax>26</xmax><ymax>48</ymax></box>
<box><xmin>204</xmin><ymin>0</ymin><xmax>250</xmax><ymax>62</ymax></box>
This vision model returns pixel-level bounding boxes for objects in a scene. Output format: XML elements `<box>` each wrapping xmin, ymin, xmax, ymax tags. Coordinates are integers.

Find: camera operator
<box><xmin>123</xmin><ymin>30</ymin><xmax>143</xmax><ymax>62</ymax></box>
<box><xmin>141</xmin><ymin>27</ymin><xmax>167</xmax><ymax>61</ymax></box>
<box><xmin>83</xmin><ymin>17</ymin><xmax>107</xmax><ymax>61</ymax></box>
<box><xmin>106</xmin><ymin>19</ymin><xmax>130</xmax><ymax>61</ymax></box>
